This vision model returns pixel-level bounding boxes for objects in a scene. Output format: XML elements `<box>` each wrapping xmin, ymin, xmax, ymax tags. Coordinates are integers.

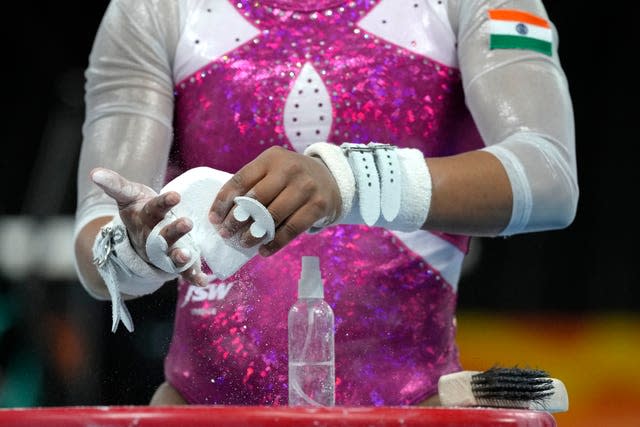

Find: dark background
<box><xmin>0</xmin><ymin>0</ymin><xmax>636</xmax><ymax>407</ymax></box>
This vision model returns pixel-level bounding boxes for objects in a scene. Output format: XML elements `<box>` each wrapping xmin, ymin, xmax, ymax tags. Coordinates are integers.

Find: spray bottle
<box><xmin>288</xmin><ymin>256</ymin><xmax>335</xmax><ymax>406</ymax></box>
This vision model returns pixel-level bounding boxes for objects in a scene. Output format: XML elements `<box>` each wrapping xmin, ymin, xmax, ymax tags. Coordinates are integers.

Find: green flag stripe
<box><xmin>490</xmin><ymin>34</ymin><xmax>552</xmax><ymax>56</ymax></box>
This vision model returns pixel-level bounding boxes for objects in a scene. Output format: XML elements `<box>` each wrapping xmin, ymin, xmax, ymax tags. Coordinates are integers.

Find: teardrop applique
<box><xmin>283</xmin><ymin>62</ymin><xmax>333</xmax><ymax>153</ymax></box>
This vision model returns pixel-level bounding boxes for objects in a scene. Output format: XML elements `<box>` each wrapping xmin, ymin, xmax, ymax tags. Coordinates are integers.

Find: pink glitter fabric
<box><xmin>166</xmin><ymin>0</ymin><xmax>483</xmax><ymax>405</ymax></box>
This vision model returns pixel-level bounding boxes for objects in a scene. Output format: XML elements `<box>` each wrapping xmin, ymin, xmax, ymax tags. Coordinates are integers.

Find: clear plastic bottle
<box><xmin>288</xmin><ymin>256</ymin><xmax>335</xmax><ymax>407</ymax></box>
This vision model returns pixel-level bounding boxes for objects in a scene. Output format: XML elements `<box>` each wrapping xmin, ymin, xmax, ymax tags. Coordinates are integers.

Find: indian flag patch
<box><xmin>488</xmin><ymin>9</ymin><xmax>553</xmax><ymax>56</ymax></box>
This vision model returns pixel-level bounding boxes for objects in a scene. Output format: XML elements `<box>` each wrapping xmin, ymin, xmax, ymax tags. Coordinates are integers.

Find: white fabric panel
<box><xmin>283</xmin><ymin>62</ymin><xmax>333</xmax><ymax>153</ymax></box>
<box><xmin>174</xmin><ymin>0</ymin><xmax>261</xmax><ymax>83</ymax></box>
<box><xmin>483</xmin><ymin>132</ymin><xmax>578</xmax><ymax>235</ymax></box>
<box><xmin>357</xmin><ymin>0</ymin><xmax>457</xmax><ymax>67</ymax></box>
<box><xmin>483</xmin><ymin>144</ymin><xmax>532</xmax><ymax>235</ymax></box>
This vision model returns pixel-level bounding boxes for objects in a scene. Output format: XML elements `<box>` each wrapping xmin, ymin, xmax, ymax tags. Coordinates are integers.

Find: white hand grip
<box><xmin>233</xmin><ymin>196</ymin><xmax>275</xmax><ymax>241</ymax></box>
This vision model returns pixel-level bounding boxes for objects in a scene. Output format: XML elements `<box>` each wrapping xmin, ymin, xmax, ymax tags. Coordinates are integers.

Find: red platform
<box><xmin>0</xmin><ymin>406</ymin><xmax>556</xmax><ymax>426</ymax></box>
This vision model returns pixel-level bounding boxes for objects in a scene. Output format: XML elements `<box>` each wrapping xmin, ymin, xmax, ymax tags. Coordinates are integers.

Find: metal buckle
<box><xmin>367</xmin><ymin>142</ymin><xmax>395</xmax><ymax>151</ymax></box>
<box><xmin>340</xmin><ymin>142</ymin><xmax>394</xmax><ymax>154</ymax></box>
<box><xmin>92</xmin><ymin>224</ymin><xmax>126</xmax><ymax>268</ymax></box>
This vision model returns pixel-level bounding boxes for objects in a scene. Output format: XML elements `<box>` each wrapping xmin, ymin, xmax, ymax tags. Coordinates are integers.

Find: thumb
<box><xmin>91</xmin><ymin>167</ymin><xmax>155</xmax><ymax>207</ymax></box>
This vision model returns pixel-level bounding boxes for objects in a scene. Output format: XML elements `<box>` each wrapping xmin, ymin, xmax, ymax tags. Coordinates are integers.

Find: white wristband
<box><xmin>303</xmin><ymin>142</ymin><xmax>356</xmax><ymax>226</ymax></box>
<box><xmin>92</xmin><ymin>215</ymin><xmax>177</xmax><ymax>332</ymax></box>
<box><xmin>304</xmin><ymin>142</ymin><xmax>431</xmax><ymax>232</ymax></box>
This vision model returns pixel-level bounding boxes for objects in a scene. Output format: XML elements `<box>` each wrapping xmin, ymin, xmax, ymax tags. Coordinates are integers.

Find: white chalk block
<box><xmin>147</xmin><ymin>167</ymin><xmax>275</xmax><ymax>279</ymax></box>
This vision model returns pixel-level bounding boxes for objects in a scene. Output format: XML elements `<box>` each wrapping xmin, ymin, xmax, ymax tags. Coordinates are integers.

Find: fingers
<box><xmin>140</xmin><ymin>191</ymin><xmax>181</xmax><ymax>224</ymax></box>
<box><xmin>160</xmin><ymin>216</ymin><xmax>192</xmax><ymax>247</ymax></box>
<box><xmin>172</xmin><ymin>248</ymin><xmax>208</xmax><ymax>287</ymax></box>
<box><xmin>259</xmin><ymin>204</ymin><xmax>321</xmax><ymax>256</ymax></box>
<box><xmin>91</xmin><ymin>167</ymin><xmax>156</xmax><ymax>207</ymax></box>
<box><xmin>217</xmin><ymin>172</ymin><xmax>288</xmax><ymax>238</ymax></box>
<box><xmin>155</xmin><ymin>216</ymin><xmax>206</xmax><ymax>285</ymax></box>
<box><xmin>163</xmin><ymin>220</ymin><xmax>208</xmax><ymax>287</ymax></box>
<box><xmin>238</xmin><ymin>185</ymin><xmax>310</xmax><ymax>248</ymax></box>
<box><xmin>209</xmin><ymin>148</ymin><xmax>280</xmax><ymax>225</ymax></box>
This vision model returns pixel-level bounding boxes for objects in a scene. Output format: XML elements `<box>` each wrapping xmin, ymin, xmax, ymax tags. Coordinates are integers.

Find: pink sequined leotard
<box><xmin>165</xmin><ymin>0</ymin><xmax>481</xmax><ymax>405</ymax></box>
<box><xmin>76</xmin><ymin>0</ymin><xmax>577</xmax><ymax>407</ymax></box>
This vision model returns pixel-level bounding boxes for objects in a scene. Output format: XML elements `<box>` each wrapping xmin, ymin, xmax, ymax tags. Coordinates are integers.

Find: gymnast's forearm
<box><xmin>423</xmin><ymin>150</ymin><xmax>512</xmax><ymax>237</ymax></box>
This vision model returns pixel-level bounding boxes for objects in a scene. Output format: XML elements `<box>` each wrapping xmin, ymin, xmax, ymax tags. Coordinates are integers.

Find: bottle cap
<box><xmin>298</xmin><ymin>256</ymin><xmax>323</xmax><ymax>298</ymax></box>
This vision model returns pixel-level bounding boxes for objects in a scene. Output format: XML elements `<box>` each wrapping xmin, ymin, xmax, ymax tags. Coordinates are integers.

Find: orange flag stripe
<box><xmin>488</xmin><ymin>9</ymin><xmax>550</xmax><ymax>28</ymax></box>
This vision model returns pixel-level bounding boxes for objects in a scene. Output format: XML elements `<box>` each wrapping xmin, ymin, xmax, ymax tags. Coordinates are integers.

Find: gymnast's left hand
<box><xmin>209</xmin><ymin>146</ymin><xmax>341</xmax><ymax>256</ymax></box>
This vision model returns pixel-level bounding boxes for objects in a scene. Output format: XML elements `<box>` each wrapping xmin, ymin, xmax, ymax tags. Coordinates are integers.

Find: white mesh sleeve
<box><xmin>74</xmin><ymin>0</ymin><xmax>181</xmax><ymax>293</ymax></box>
<box><xmin>448</xmin><ymin>0</ymin><xmax>578</xmax><ymax>235</ymax></box>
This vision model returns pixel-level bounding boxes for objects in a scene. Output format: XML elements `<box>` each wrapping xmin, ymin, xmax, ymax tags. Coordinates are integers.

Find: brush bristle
<box><xmin>470</xmin><ymin>367</ymin><xmax>554</xmax><ymax>408</ymax></box>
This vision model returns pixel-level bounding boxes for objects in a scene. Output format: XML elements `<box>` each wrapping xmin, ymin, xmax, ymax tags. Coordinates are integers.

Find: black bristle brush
<box><xmin>437</xmin><ymin>366</ymin><xmax>569</xmax><ymax>412</ymax></box>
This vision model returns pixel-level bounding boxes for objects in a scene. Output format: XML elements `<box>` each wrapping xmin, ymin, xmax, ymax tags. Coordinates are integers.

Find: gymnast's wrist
<box><xmin>92</xmin><ymin>215</ymin><xmax>177</xmax><ymax>296</ymax></box>
<box><xmin>304</xmin><ymin>143</ymin><xmax>356</xmax><ymax>229</ymax></box>
<box><xmin>307</xmin><ymin>153</ymin><xmax>352</xmax><ymax>226</ymax></box>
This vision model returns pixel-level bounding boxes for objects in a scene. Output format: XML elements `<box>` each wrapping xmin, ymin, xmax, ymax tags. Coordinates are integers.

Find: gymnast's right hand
<box><xmin>90</xmin><ymin>167</ymin><xmax>208</xmax><ymax>287</ymax></box>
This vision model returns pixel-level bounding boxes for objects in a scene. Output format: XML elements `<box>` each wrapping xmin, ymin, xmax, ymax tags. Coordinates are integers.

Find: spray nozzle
<box><xmin>298</xmin><ymin>256</ymin><xmax>323</xmax><ymax>299</ymax></box>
